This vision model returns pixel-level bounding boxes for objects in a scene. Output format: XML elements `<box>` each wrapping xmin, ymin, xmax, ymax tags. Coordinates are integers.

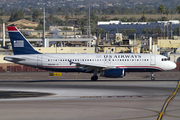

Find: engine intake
<box><xmin>100</xmin><ymin>69</ymin><xmax>125</xmax><ymax>78</ymax></box>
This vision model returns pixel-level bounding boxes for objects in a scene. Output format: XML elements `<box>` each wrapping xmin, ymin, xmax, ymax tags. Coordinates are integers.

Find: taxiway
<box><xmin>0</xmin><ymin>72</ymin><xmax>179</xmax><ymax>120</ymax></box>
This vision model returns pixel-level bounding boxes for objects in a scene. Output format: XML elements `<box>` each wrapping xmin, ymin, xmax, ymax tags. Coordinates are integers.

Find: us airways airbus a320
<box><xmin>4</xmin><ymin>26</ymin><xmax>176</xmax><ymax>81</ymax></box>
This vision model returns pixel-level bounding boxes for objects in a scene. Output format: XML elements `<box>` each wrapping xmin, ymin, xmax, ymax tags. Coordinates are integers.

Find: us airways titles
<box><xmin>104</xmin><ymin>54</ymin><xmax>141</xmax><ymax>59</ymax></box>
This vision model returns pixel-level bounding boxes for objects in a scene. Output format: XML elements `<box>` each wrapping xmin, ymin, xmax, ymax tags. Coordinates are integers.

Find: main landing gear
<box><xmin>91</xmin><ymin>71</ymin><xmax>98</xmax><ymax>81</ymax></box>
<box><xmin>151</xmin><ymin>72</ymin><xmax>155</xmax><ymax>80</ymax></box>
<box><xmin>91</xmin><ymin>75</ymin><xmax>98</xmax><ymax>81</ymax></box>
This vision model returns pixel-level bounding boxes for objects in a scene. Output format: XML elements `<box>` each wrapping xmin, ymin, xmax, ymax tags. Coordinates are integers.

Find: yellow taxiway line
<box><xmin>157</xmin><ymin>80</ymin><xmax>180</xmax><ymax>120</ymax></box>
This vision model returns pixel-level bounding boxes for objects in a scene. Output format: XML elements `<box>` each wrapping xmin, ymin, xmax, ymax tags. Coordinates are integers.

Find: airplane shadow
<box><xmin>0</xmin><ymin>79</ymin><xmax>178</xmax><ymax>83</ymax></box>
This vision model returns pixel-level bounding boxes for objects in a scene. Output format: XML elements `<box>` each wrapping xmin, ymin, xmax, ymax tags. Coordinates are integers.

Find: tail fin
<box><xmin>7</xmin><ymin>26</ymin><xmax>41</xmax><ymax>55</ymax></box>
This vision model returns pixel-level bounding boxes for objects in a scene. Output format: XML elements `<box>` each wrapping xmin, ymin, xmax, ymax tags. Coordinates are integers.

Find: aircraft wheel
<box><xmin>151</xmin><ymin>77</ymin><xmax>155</xmax><ymax>80</ymax></box>
<box><xmin>151</xmin><ymin>72</ymin><xmax>155</xmax><ymax>80</ymax></box>
<box><xmin>91</xmin><ymin>75</ymin><xmax>98</xmax><ymax>81</ymax></box>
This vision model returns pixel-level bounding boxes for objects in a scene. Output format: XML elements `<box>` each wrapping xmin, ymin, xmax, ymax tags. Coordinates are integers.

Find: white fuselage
<box><xmin>4</xmin><ymin>53</ymin><xmax>176</xmax><ymax>73</ymax></box>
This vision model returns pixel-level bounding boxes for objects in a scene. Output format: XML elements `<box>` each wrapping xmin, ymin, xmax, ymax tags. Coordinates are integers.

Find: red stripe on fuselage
<box><xmin>7</xmin><ymin>26</ymin><xmax>18</xmax><ymax>31</ymax></box>
<box><xmin>42</xmin><ymin>65</ymin><xmax>164</xmax><ymax>71</ymax></box>
<box><xmin>44</xmin><ymin>66</ymin><xmax>76</xmax><ymax>68</ymax></box>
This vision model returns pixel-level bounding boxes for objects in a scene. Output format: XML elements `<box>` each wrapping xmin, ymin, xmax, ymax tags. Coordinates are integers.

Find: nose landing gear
<box><xmin>151</xmin><ymin>72</ymin><xmax>155</xmax><ymax>80</ymax></box>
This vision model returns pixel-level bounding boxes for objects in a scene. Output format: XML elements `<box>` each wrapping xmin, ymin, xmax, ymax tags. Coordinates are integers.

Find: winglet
<box><xmin>7</xmin><ymin>26</ymin><xmax>41</xmax><ymax>55</ymax></box>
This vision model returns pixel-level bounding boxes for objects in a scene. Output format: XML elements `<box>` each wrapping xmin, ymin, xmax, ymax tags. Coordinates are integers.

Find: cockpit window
<box><xmin>162</xmin><ymin>58</ymin><xmax>169</xmax><ymax>61</ymax></box>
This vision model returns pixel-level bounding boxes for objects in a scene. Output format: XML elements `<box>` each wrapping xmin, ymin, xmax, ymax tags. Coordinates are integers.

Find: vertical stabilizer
<box><xmin>7</xmin><ymin>26</ymin><xmax>41</xmax><ymax>55</ymax></box>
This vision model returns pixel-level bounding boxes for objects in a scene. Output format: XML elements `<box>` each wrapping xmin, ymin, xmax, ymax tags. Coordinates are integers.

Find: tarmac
<box><xmin>0</xmin><ymin>71</ymin><xmax>179</xmax><ymax>120</ymax></box>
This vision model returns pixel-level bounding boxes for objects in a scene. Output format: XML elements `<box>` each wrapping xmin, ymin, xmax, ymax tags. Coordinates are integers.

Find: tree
<box><xmin>166</xmin><ymin>9</ymin><xmax>170</xmax><ymax>20</ymax></box>
<box><xmin>176</xmin><ymin>5</ymin><xmax>180</xmax><ymax>36</ymax></box>
<box><xmin>162</xmin><ymin>16</ymin><xmax>168</xmax><ymax>21</ymax></box>
<box><xmin>9</xmin><ymin>13</ymin><xmax>15</xmax><ymax>22</ymax></box>
<box><xmin>65</xmin><ymin>15</ymin><xmax>69</xmax><ymax>23</ymax></box>
<box><xmin>140</xmin><ymin>16</ymin><xmax>147</xmax><ymax>22</ymax></box>
<box><xmin>29</xmin><ymin>6</ymin><xmax>33</xmax><ymax>21</ymax></box>
<box><xmin>111</xmin><ymin>17</ymin><xmax>119</xmax><ymax>20</ymax></box>
<box><xmin>9</xmin><ymin>11</ymin><xmax>24</xmax><ymax>22</ymax></box>
<box><xmin>140</xmin><ymin>11</ymin><xmax>147</xmax><ymax>22</ymax></box>
<box><xmin>127</xmin><ymin>28</ymin><xmax>136</xmax><ymax>34</ymax></box>
<box><xmin>158</xmin><ymin>5</ymin><xmax>165</xmax><ymax>37</ymax></box>
<box><xmin>32</xmin><ymin>10</ymin><xmax>42</xmax><ymax>22</ymax></box>
<box><xmin>142</xmin><ymin>10</ymin><xmax>145</xmax><ymax>17</ymax></box>
<box><xmin>59</xmin><ymin>7</ymin><xmax>63</xmax><ymax>15</ymax></box>
<box><xmin>77</xmin><ymin>18</ymin><xmax>88</xmax><ymax>34</ymax></box>
<box><xmin>148</xmin><ymin>18</ymin><xmax>157</xmax><ymax>22</ymax></box>
<box><xmin>100</xmin><ymin>16</ymin><xmax>108</xmax><ymax>21</ymax></box>
<box><xmin>121</xmin><ymin>17</ymin><xmax>128</xmax><ymax>22</ymax></box>
<box><xmin>129</xmin><ymin>17</ymin><xmax>137</xmax><ymax>22</ymax></box>
<box><xmin>120</xmin><ymin>29</ymin><xmax>127</xmax><ymax>35</ymax></box>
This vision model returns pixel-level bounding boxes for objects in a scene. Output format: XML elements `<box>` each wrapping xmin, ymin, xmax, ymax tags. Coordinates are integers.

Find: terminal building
<box><xmin>98</xmin><ymin>20</ymin><xmax>179</xmax><ymax>35</ymax></box>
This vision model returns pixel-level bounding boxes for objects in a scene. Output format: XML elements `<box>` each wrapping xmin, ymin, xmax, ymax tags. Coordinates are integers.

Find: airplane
<box><xmin>4</xmin><ymin>26</ymin><xmax>177</xmax><ymax>81</ymax></box>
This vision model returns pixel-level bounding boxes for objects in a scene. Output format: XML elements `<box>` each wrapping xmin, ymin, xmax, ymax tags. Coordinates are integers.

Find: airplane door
<box><xmin>150</xmin><ymin>55</ymin><xmax>156</xmax><ymax>65</ymax></box>
<box><xmin>37</xmin><ymin>55</ymin><xmax>42</xmax><ymax>66</ymax></box>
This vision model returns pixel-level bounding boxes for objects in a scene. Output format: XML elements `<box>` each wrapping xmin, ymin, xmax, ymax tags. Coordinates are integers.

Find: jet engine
<box><xmin>100</xmin><ymin>69</ymin><xmax>125</xmax><ymax>78</ymax></box>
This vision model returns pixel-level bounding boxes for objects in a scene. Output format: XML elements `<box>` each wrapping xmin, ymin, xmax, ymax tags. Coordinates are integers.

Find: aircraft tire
<box><xmin>151</xmin><ymin>77</ymin><xmax>155</xmax><ymax>80</ymax></box>
<box><xmin>91</xmin><ymin>75</ymin><xmax>98</xmax><ymax>81</ymax></box>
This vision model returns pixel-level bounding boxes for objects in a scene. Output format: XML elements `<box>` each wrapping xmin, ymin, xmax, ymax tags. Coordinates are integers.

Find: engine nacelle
<box><xmin>100</xmin><ymin>69</ymin><xmax>125</xmax><ymax>78</ymax></box>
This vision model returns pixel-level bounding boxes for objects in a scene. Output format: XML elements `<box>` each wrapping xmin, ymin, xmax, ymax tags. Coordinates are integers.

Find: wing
<box><xmin>69</xmin><ymin>60</ymin><xmax>117</xmax><ymax>72</ymax></box>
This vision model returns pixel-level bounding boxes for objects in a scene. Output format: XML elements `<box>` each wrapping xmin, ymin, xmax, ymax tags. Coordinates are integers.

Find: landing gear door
<box><xmin>150</xmin><ymin>55</ymin><xmax>156</xmax><ymax>65</ymax></box>
<box><xmin>37</xmin><ymin>55</ymin><xmax>42</xmax><ymax>66</ymax></box>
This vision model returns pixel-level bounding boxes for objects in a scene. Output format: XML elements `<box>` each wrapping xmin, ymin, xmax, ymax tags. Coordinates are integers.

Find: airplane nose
<box><xmin>171</xmin><ymin>62</ymin><xmax>177</xmax><ymax>70</ymax></box>
<box><xmin>172</xmin><ymin>62</ymin><xmax>177</xmax><ymax>69</ymax></box>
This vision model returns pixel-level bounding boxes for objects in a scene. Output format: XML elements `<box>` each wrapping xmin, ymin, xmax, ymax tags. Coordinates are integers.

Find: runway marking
<box><xmin>117</xmin><ymin>115</ymin><xmax>158</xmax><ymax>120</ymax></box>
<box><xmin>157</xmin><ymin>80</ymin><xmax>180</xmax><ymax>120</ymax></box>
<box><xmin>73</xmin><ymin>73</ymin><xmax>80</xmax><ymax>75</ymax></box>
<box><xmin>80</xmin><ymin>96</ymin><xmax>101</xmax><ymax>98</ymax></box>
<box><xmin>80</xmin><ymin>95</ymin><xmax>143</xmax><ymax>98</ymax></box>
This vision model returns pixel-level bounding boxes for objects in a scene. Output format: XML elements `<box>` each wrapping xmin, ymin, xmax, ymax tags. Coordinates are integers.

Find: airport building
<box><xmin>98</xmin><ymin>20</ymin><xmax>179</xmax><ymax>35</ymax></box>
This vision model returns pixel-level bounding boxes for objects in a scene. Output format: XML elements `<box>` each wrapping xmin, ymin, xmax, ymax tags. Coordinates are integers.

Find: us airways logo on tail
<box><xmin>104</xmin><ymin>55</ymin><xmax>141</xmax><ymax>59</ymax></box>
<box><xmin>14</xmin><ymin>40</ymin><xmax>24</xmax><ymax>47</ymax></box>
